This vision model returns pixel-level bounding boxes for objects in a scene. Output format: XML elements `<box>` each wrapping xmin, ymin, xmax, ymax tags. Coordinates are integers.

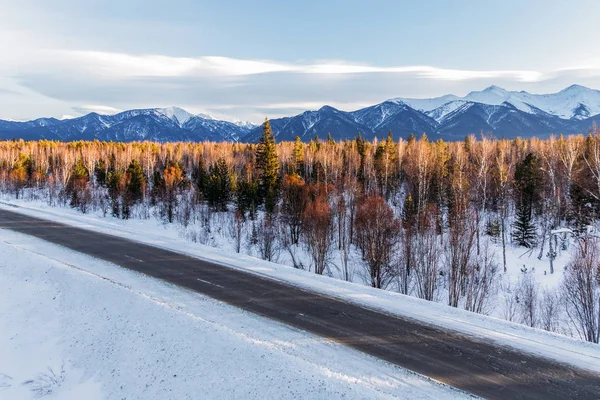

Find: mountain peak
<box><xmin>234</xmin><ymin>120</ymin><xmax>257</xmax><ymax>130</ymax></box>
<box><xmin>483</xmin><ymin>85</ymin><xmax>506</xmax><ymax>92</ymax></box>
<box><xmin>196</xmin><ymin>112</ymin><xmax>214</xmax><ymax>120</ymax></box>
<box><xmin>318</xmin><ymin>105</ymin><xmax>338</xmax><ymax>113</ymax></box>
<box><xmin>157</xmin><ymin>107</ymin><xmax>195</xmax><ymax>125</ymax></box>
<box><xmin>559</xmin><ymin>84</ymin><xmax>591</xmax><ymax>94</ymax></box>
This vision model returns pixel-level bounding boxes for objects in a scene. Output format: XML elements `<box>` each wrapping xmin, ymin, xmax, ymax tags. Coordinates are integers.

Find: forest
<box><xmin>1</xmin><ymin>120</ymin><xmax>600</xmax><ymax>343</ymax></box>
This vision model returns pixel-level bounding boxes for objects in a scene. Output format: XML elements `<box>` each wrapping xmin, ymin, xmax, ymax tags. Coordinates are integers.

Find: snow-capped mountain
<box><xmin>3</xmin><ymin>86</ymin><xmax>600</xmax><ymax>143</ymax></box>
<box><xmin>244</xmin><ymin>106</ymin><xmax>374</xmax><ymax>142</ymax></box>
<box><xmin>399</xmin><ymin>84</ymin><xmax>600</xmax><ymax>121</ymax></box>
<box><xmin>157</xmin><ymin>106</ymin><xmax>196</xmax><ymax>127</ymax></box>
<box><xmin>234</xmin><ymin>121</ymin><xmax>258</xmax><ymax>130</ymax></box>
<box><xmin>0</xmin><ymin>108</ymin><xmax>255</xmax><ymax>142</ymax></box>
<box><xmin>351</xmin><ymin>100</ymin><xmax>439</xmax><ymax>138</ymax></box>
<box><xmin>244</xmin><ymin>85</ymin><xmax>600</xmax><ymax>142</ymax></box>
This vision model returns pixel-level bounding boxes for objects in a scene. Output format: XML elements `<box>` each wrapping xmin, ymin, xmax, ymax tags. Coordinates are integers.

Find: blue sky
<box><xmin>2</xmin><ymin>0</ymin><xmax>600</xmax><ymax>122</ymax></box>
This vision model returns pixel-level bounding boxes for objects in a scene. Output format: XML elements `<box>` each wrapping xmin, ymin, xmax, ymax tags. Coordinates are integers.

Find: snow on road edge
<box><xmin>0</xmin><ymin>229</ymin><xmax>471</xmax><ymax>400</ymax></box>
<box><xmin>1</xmin><ymin>200</ymin><xmax>599</xmax><ymax>374</ymax></box>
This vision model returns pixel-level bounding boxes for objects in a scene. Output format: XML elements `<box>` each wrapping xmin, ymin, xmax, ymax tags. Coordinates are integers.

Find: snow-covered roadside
<box><xmin>1</xmin><ymin>200</ymin><xmax>600</xmax><ymax>375</ymax></box>
<box><xmin>0</xmin><ymin>228</ymin><xmax>469</xmax><ymax>400</ymax></box>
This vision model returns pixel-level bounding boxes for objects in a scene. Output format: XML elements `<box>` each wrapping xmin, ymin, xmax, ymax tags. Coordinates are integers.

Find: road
<box><xmin>1</xmin><ymin>208</ymin><xmax>599</xmax><ymax>399</ymax></box>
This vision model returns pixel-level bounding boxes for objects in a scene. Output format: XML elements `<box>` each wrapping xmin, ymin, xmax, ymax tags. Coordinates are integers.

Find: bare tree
<box><xmin>562</xmin><ymin>237</ymin><xmax>600</xmax><ymax>343</ymax></box>
<box><xmin>228</xmin><ymin>210</ymin><xmax>244</xmax><ymax>253</ymax></box>
<box><xmin>280</xmin><ymin>174</ymin><xmax>307</xmax><ymax>245</ymax></box>
<box><xmin>540</xmin><ymin>289</ymin><xmax>560</xmax><ymax>333</ymax></box>
<box><xmin>446</xmin><ymin>212</ymin><xmax>477</xmax><ymax>307</ymax></box>
<box><xmin>517</xmin><ymin>272</ymin><xmax>539</xmax><ymax>328</ymax></box>
<box><xmin>501</xmin><ymin>280</ymin><xmax>520</xmax><ymax>322</ymax></box>
<box><xmin>413</xmin><ymin>220</ymin><xmax>440</xmax><ymax>301</ymax></box>
<box><xmin>355</xmin><ymin>196</ymin><xmax>400</xmax><ymax>289</ymax></box>
<box><xmin>302</xmin><ymin>185</ymin><xmax>333</xmax><ymax>275</ymax></box>
<box><xmin>463</xmin><ymin>241</ymin><xmax>498</xmax><ymax>314</ymax></box>
<box><xmin>471</xmin><ymin>135</ymin><xmax>493</xmax><ymax>255</ymax></box>
<box><xmin>582</xmin><ymin>125</ymin><xmax>600</xmax><ymax>202</ymax></box>
<box><xmin>334</xmin><ymin>191</ymin><xmax>351</xmax><ymax>281</ymax></box>
<box><xmin>494</xmin><ymin>140</ymin><xmax>512</xmax><ymax>273</ymax></box>
<box><xmin>257</xmin><ymin>215</ymin><xmax>279</xmax><ymax>262</ymax></box>
<box><xmin>278</xmin><ymin>217</ymin><xmax>304</xmax><ymax>269</ymax></box>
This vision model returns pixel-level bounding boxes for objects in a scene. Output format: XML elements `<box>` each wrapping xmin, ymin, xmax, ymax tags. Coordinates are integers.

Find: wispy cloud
<box><xmin>71</xmin><ymin>105</ymin><xmax>122</xmax><ymax>115</ymax></box>
<box><xmin>6</xmin><ymin>48</ymin><xmax>600</xmax><ymax>122</ymax></box>
<box><xmin>41</xmin><ymin>50</ymin><xmax>546</xmax><ymax>82</ymax></box>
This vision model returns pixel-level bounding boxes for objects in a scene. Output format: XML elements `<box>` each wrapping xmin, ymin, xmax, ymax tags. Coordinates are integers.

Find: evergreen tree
<box><xmin>512</xmin><ymin>203</ymin><xmax>537</xmax><ymax>247</ymax></box>
<box><xmin>326</xmin><ymin>132</ymin><xmax>335</xmax><ymax>145</ymax></box>
<box><xmin>292</xmin><ymin>136</ymin><xmax>305</xmax><ymax>177</ymax></box>
<box><xmin>255</xmin><ymin>119</ymin><xmax>280</xmax><ymax>213</ymax></box>
<box><xmin>236</xmin><ymin>177</ymin><xmax>259</xmax><ymax>220</ymax></box>
<box><xmin>463</xmin><ymin>135</ymin><xmax>472</xmax><ymax>153</ymax></box>
<box><xmin>126</xmin><ymin>159</ymin><xmax>145</xmax><ymax>204</ymax></box>
<box><xmin>512</xmin><ymin>153</ymin><xmax>541</xmax><ymax>247</ymax></box>
<box><xmin>485</xmin><ymin>218</ymin><xmax>501</xmax><ymax>242</ymax></box>
<box><xmin>68</xmin><ymin>159</ymin><xmax>89</xmax><ymax>209</ymax></box>
<box><xmin>356</xmin><ymin>133</ymin><xmax>367</xmax><ymax>190</ymax></box>
<box><xmin>402</xmin><ymin>193</ymin><xmax>417</xmax><ymax>226</ymax></box>
<box><xmin>514</xmin><ymin>153</ymin><xmax>542</xmax><ymax>210</ymax></box>
<box><xmin>206</xmin><ymin>158</ymin><xmax>231</xmax><ymax>211</ymax></box>
<box><xmin>106</xmin><ymin>170</ymin><xmax>125</xmax><ymax>218</ymax></box>
<box><xmin>150</xmin><ymin>170</ymin><xmax>164</xmax><ymax>206</ymax></box>
<box><xmin>192</xmin><ymin>158</ymin><xmax>207</xmax><ymax>199</ymax></box>
<box><xmin>95</xmin><ymin>158</ymin><xmax>107</xmax><ymax>186</ymax></box>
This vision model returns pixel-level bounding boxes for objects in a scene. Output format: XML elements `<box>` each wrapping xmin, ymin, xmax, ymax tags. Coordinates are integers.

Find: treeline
<box><xmin>1</xmin><ymin>121</ymin><xmax>600</xmax><ymax>342</ymax></box>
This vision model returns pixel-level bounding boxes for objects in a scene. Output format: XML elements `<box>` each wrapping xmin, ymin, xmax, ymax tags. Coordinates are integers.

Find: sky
<box><xmin>2</xmin><ymin>0</ymin><xmax>600</xmax><ymax>123</ymax></box>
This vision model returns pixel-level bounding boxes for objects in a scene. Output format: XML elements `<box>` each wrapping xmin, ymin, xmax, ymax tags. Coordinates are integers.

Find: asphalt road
<box><xmin>1</xmin><ymin>208</ymin><xmax>599</xmax><ymax>399</ymax></box>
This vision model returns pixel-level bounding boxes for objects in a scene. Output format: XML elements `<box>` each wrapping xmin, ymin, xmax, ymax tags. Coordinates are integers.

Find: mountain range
<box><xmin>3</xmin><ymin>85</ymin><xmax>600</xmax><ymax>143</ymax></box>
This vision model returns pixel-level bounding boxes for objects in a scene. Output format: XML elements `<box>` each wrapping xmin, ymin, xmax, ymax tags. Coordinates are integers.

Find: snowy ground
<box><xmin>1</xmin><ymin>198</ymin><xmax>600</xmax><ymax>378</ymax></box>
<box><xmin>0</xmin><ymin>228</ymin><xmax>469</xmax><ymax>400</ymax></box>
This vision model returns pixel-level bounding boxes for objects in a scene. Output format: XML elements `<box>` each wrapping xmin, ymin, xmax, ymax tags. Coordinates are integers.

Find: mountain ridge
<box><xmin>3</xmin><ymin>86</ymin><xmax>600</xmax><ymax>143</ymax></box>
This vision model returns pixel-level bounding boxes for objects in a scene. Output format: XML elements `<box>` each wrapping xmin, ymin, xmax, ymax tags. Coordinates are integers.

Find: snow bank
<box><xmin>1</xmin><ymin>199</ymin><xmax>599</xmax><ymax>377</ymax></box>
<box><xmin>0</xmin><ymin>227</ymin><xmax>468</xmax><ymax>399</ymax></box>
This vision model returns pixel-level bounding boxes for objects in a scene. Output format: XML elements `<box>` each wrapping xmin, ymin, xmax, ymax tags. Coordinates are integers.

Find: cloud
<box><xmin>37</xmin><ymin>50</ymin><xmax>546</xmax><ymax>82</ymax></box>
<box><xmin>7</xmin><ymin>48</ymin><xmax>600</xmax><ymax>122</ymax></box>
<box><xmin>71</xmin><ymin>105</ymin><xmax>121</xmax><ymax>115</ymax></box>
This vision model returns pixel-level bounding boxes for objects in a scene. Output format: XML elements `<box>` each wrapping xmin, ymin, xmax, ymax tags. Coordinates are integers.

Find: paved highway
<box><xmin>1</xmin><ymin>208</ymin><xmax>599</xmax><ymax>399</ymax></box>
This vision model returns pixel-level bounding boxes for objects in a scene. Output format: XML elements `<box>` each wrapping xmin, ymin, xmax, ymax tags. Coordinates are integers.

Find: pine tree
<box><xmin>255</xmin><ymin>119</ymin><xmax>280</xmax><ymax>213</ymax></box>
<box><xmin>206</xmin><ymin>158</ymin><xmax>231</xmax><ymax>211</ymax></box>
<box><xmin>192</xmin><ymin>158</ymin><xmax>207</xmax><ymax>199</ymax></box>
<box><xmin>402</xmin><ymin>193</ymin><xmax>417</xmax><ymax>226</ymax></box>
<box><xmin>512</xmin><ymin>203</ymin><xmax>537</xmax><ymax>248</ymax></box>
<box><xmin>292</xmin><ymin>136</ymin><xmax>305</xmax><ymax>177</ymax></box>
<box><xmin>485</xmin><ymin>218</ymin><xmax>501</xmax><ymax>242</ymax></box>
<box><xmin>126</xmin><ymin>159</ymin><xmax>145</xmax><ymax>204</ymax></box>
<box><xmin>95</xmin><ymin>158</ymin><xmax>107</xmax><ymax>186</ymax></box>
<box><xmin>464</xmin><ymin>135</ymin><xmax>472</xmax><ymax>153</ymax></box>
<box><xmin>236</xmin><ymin>178</ymin><xmax>259</xmax><ymax>220</ymax></box>
<box><xmin>356</xmin><ymin>133</ymin><xmax>367</xmax><ymax>190</ymax></box>
<box><xmin>512</xmin><ymin>153</ymin><xmax>541</xmax><ymax>247</ymax></box>
<box><xmin>107</xmin><ymin>170</ymin><xmax>125</xmax><ymax>218</ymax></box>
<box><xmin>326</xmin><ymin>132</ymin><xmax>335</xmax><ymax>145</ymax></box>
<box><xmin>68</xmin><ymin>159</ymin><xmax>89</xmax><ymax>209</ymax></box>
<box><xmin>514</xmin><ymin>153</ymin><xmax>541</xmax><ymax>210</ymax></box>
